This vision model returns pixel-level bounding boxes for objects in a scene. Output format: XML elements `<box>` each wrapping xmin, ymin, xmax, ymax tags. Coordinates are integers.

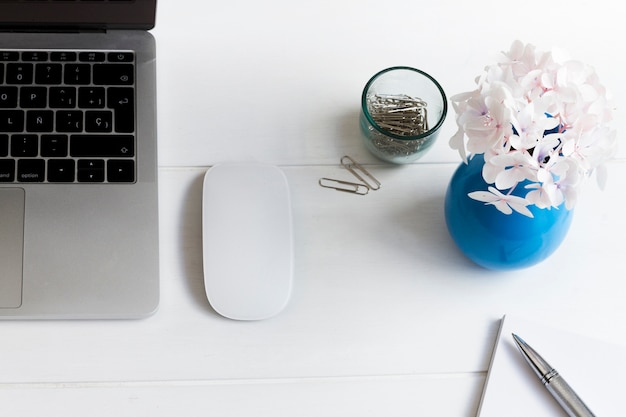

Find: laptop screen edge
<box><xmin>0</xmin><ymin>0</ymin><xmax>157</xmax><ymax>31</ymax></box>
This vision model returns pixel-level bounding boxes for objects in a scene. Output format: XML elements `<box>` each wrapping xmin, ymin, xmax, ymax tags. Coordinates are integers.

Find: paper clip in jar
<box><xmin>360</xmin><ymin>66</ymin><xmax>447</xmax><ymax>164</ymax></box>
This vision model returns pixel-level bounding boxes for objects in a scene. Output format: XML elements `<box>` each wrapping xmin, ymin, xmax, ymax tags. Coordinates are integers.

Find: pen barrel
<box><xmin>546</xmin><ymin>375</ymin><xmax>595</xmax><ymax>417</ymax></box>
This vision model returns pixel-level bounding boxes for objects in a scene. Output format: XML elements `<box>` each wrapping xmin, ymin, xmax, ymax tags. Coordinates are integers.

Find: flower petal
<box><xmin>468</xmin><ymin>190</ymin><xmax>497</xmax><ymax>203</ymax></box>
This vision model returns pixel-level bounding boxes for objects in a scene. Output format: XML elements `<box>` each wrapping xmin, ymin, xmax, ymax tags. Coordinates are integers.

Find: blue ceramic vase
<box><xmin>444</xmin><ymin>154</ymin><xmax>574</xmax><ymax>270</ymax></box>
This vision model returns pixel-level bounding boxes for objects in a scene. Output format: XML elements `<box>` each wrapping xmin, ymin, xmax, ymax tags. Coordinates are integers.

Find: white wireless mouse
<box><xmin>202</xmin><ymin>163</ymin><xmax>293</xmax><ymax>320</ymax></box>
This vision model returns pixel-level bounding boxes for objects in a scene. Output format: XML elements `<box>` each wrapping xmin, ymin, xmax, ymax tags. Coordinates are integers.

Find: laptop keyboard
<box><xmin>0</xmin><ymin>49</ymin><xmax>136</xmax><ymax>183</ymax></box>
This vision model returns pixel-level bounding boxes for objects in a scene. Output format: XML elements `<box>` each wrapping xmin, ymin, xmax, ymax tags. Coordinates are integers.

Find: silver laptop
<box><xmin>0</xmin><ymin>0</ymin><xmax>159</xmax><ymax>318</ymax></box>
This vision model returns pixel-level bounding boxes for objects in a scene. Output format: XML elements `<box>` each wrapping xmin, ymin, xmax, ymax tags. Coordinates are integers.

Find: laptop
<box><xmin>0</xmin><ymin>0</ymin><xmax>159</xmax><ymax>319</ymax></box>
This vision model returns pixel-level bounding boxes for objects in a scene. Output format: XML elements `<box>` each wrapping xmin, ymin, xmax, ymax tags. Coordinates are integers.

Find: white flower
<box><xmin>469</xmin><ymin>186</ymin><xmax>534</xmax><ymax>218</ymax></box>
<box><xmin>451</xmin><ymin>40</ymin><xmax>617</xmax><ymax>214</ymax></box>
<box><xmin>524</xmin><ymin>168</ymin><xmax>563</xmax><ymax>209</ymax></box>
<box><xmin>509</xmin><ymin>103</ymin><xmax>559</xmax><ymax>151</ymax></box>
<box><xmin>486</xmin><ymin>150</ymin><xmax>536</xmax><ymax>190</ymax></box>
<box><xmin>525</xmin><ymin>158</ymin><xmax>581</xmax><ymax>210</ymax></box>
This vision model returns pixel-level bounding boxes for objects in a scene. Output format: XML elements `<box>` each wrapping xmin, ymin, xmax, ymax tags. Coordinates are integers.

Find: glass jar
<box><xmin>360</xmin><ymin>66</ymin><xmax>447</xmax><ymax>164</ymax></box>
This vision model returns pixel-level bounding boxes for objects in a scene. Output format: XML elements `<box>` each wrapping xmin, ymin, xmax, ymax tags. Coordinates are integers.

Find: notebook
<box><xmin>0</xmin><ymin>0</ymin><xmax>159</xmax><ymax>318</ymax></box>
<box><xmin>477</xmin><ymin>315</ymin><xmax>626</xmax><ymax>416</ymax></box>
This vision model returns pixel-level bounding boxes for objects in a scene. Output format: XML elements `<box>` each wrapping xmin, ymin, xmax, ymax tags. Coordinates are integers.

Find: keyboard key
<box><xmin>22</xmin><ymin>51</ymin><xmax>48</xmax><ymax>62</ymax></box>
<box><xmin>50</xmin><ymin>87</ymin><xmax>76</xmax><ymax>108</ymax></box>
<box><xmin>6</xmin><ymin>63</ymin><xmax>33</xmax><ymax>84</ymax></box>
<box><xmin>107</xmin><ymin>159</ymin><xmax>135</xmax><ymax>182</ymax></box>
<box><xmin>78</xmin><ymin>87</ymin><xmax>105</xmax><ymax>108</ymax></box>
<box><xmin>64</xmin><ymin>64</ymin><xmax>91</xmax><ymax>85</ymax></box>
<box><xmin>85</xmin><ymin>110</ymin><xmax>113</xmax><ymax>132</ymax></box>
<box><xmin>70</xmin><ymin>135</ymin><xmax>134</xmax><ymax>157</ymax></box>
<box><xmin>27</xmin><ymin>110</ymin><xmax>54</xmax><ymax>132</ymax></box>
<box><xmin>0</xmin><ymin>134</ymin><xmax>8</xmax><ymax>156</ymax></box>
<box><xmin>0</xmin><ymin>110</ymin><xmax>24</xmax><ymax>132</ymax></box>
<box><xmin>47</xmin><ymin>159</ymin><xmax>75</xmax><ymax>182</ymax></box>
<box><xmin>41</xmin><ymin>135</ymin><xmax>68</xmax><ymax>157</ymax></box>
<box><xmin>77</xmin><ymin>159</ymin><xmax>105</xmax><ymax>182</ymax></box>
<box><xmin>79</xmin><ymin>52</ymin><xmax>105</xmax><ymax>62</ymax></box>
<box><xmin>0</xmin><ymin>51</ymin><xmax>19</xmax><ymax>61</ymax></box>
<box><xmin>0</xmin><ymin>159</ymin><xmax>15</xmax><ymax>182</ymax></box>
<box><xmin>35</xmin><ymin>63</ymin><xmax>62</xmax><ymax>84</ymax></box>
<box><xmin>107</xmin><ymin>52</ymin><xmax>134</xmax><ymax>63</ymax></box>
<box><xmin>11</xmin><ymin>134</ymin><xmax>38</xmax><ymax>157</ymax></box>
<box><xmin>93</xmin><ymin>64</ymin><xmax>134</xmax><ymax>85</ymax></box>
<box><xmin>20</xmin><ymin>86</ymin><xmax>47</xmax><ymax>108</ymax></box>
<box><xmin>56</xmin><ymin>110</ymin><xmax>83</xmax><ymax>132</ymax></box>
<box><xmin>107</xmin><ymin>87</ymin><xmax>134</xmax><ymax>133</ymax></box>
<box><xmin>17</xmin><ymin>159</ymin><xmax>45</xmax><ymax>182</ymax></box>
<box><xmin>0</xmin><ymin>86</ymin><xmax>18</xmax><ymax>108</ymax></box>
<box><xmin>50</xmin><ymin>52</ymin><xmax>77</xmax><ymax>62</ymax></box>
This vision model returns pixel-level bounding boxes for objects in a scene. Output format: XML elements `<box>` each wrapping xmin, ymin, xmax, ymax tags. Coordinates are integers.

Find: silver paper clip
<box><xmin>318</xmin><ymin>178</ymin><xmax>369</xmax><ymax>195</ymax></box>
<box><xmin>340</xmin><ymin>155</ymin><xmax>381</xmax><ymax>191</ymax></box>
<box><xmin>318</xmin><ymin>156</ymin><xmax>381</xmax><ymax>195</ymax></box>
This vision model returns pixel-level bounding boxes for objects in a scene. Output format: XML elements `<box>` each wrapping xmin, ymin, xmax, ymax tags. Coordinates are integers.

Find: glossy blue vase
<box><xmin>444</xmin><ymin>154</ymin><xmax>574</xmax><ymax>270</ymax></box>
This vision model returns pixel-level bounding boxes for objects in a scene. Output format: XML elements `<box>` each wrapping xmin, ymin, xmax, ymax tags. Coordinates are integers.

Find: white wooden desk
<box><xmin>2</xmin><ymin>1</ymin><xmax>626</xmax><ymax>415</ymax></box>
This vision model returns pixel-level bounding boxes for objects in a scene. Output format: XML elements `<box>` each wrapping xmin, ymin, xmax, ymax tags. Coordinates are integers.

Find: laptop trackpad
<box><xmin>0</xmin><ymin>188</ymin><xmax>24</xmax><ymax>308</ymax></box>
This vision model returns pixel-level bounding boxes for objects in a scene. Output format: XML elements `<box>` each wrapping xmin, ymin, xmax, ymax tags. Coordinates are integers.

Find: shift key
<box><xmin>70</xmin><ymin>135</ymin><xmax>134</xmax><ymax>157</ymax></box>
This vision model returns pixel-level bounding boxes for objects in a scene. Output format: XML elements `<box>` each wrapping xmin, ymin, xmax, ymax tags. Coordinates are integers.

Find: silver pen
<box><xmin>511</xmin><ymin>333</ymin><xmax>595</xmax><ymax>417</ymax></box>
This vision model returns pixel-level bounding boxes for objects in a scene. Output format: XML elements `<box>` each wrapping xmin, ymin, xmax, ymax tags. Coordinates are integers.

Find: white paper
<box><xmin>477</xmin><ymin>315</ymin><xmax>626</xmax><ymax>416</ymax></box>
